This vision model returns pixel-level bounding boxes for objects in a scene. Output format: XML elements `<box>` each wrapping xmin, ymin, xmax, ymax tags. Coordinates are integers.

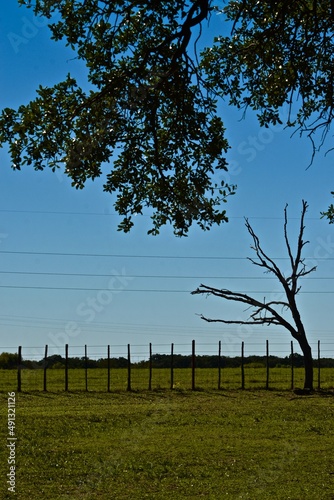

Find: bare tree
<box><xmin>192</xmin><ymin>200</ymin><xmax>316</xmax><ymax>390</ymax></box>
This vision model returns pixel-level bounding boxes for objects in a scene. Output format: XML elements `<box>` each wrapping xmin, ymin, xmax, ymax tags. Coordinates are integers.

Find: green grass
<box><xmin>0</xmin><ymin>390</ymin><xmax>334</xmax><ymax>499</ymax></box>
<box><xmin>1</xmin><ymin>367</ymin><xmax>333</xmax><ymax>392</ymax></box>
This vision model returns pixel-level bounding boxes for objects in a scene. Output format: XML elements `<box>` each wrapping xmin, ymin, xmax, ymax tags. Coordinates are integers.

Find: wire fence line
<box><xmin>0</xmin><ymin>340</ymin><xmax>333</xmax><ymax>392</ymax></box>
<box><xmin>2</xmin><ymin>338</ymin><xmax>334</xmax><ymax>360</ymax></box>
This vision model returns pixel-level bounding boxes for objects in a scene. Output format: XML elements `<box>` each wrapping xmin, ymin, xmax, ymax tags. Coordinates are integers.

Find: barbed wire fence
<box><xmin>0</xmin><ymin>339</ymin><xmax>333</xmax><ymax>392</ymax></box>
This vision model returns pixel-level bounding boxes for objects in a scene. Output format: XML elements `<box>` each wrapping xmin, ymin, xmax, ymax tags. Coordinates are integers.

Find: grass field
<box><xmin>1</xmin><ymin>366</ymin><xmax>334</xmax><ymax>392</ymax></box>
<box><xmin>1</xmin><ymin>388</ymin><xmax>334</xmax><ymax>499</ymax></box>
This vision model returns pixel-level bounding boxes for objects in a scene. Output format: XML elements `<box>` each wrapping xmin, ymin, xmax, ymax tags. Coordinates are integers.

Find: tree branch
<box><xmin>245</xmin><ymin>218</ymin><xmax>287</xmax><ymax>289</ymax></box>
<box><xmin>192</xmin><ymin>201</ymin><xmax>316</xmax><ymax>341</ymax></box>
<box><xmin>191</xmin><ymin>284</ymin><xmax>297</xmax><ymax>335</ymax></box>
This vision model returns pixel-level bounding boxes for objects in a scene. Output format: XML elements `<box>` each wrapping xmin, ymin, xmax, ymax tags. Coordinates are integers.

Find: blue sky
<box><xmin>0</xmin><ymin>2</ymin><xmax>333</xmax><ymax>363</ymax></box>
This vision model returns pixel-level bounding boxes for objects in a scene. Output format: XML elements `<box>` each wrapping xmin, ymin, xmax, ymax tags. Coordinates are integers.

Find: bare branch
<box><xmin>198</xmin><ymin>315</ymin><xmax>275</xmax><ymax>325</ymax></box>
<box><xmin>292</xmin><ymin>200</ymin><xmax>308</xmax><ymax>289</ymax></box>
<box><xmin>245</xmin><ymin>218</ymin><xmax>288</xmax><ymax>289</ymax></box>
<box><xmin>192</xmin><ymin>201</ymin><xmax>316</xmax><ymax>346</ymax></box>
<box><xmin>284</xmin><ymin>203</ymin><xmax>295</xmax><ymax>272</ymax></box>
<box><xmin>192</xmin><ymin>284</ymin><xmax>297</xmax><ymax>336</ymax></box>
<box><xmin>298</xmin><ymin>261</ymin><xmax>317</xmax><ymax>278</ymax></box>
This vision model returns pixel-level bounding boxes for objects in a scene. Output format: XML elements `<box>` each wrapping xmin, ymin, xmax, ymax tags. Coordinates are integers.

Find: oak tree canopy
<box><xmin>1</xmin><ymin>1</ymin><xmax>333</xmax><ymax>233</ymax></box>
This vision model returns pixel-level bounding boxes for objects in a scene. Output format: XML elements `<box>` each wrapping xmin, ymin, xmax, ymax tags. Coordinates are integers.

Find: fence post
<box><xmin>127</xmin><ymin>344</ymin><xmax>131</xmax><ymax>391</ymax></box>
<box><xmin>266</xmin><ymin>339</ymin><xmax>269</xmax><ymax>390</ymax></box>
<box><xmin>148</xmin><ymin>343</ymin><xmax>152</xmax><ymax>390</ymax></box>
<box><xmin>43</xmin><ymin>344</ymin><xmax>48</xmax><ymax>392</ymax></box>
<box><xmin>65</xmin><ymin>344</ymin><xmax>69</xmax><ymax>392</ymax></box>
<box><xmin>85</xmin><ymin>345</ymin><xmax>88</xmax><ymax>391</ymax></box>
<box><xmin>170</xmin><ymin>343</ymin><xmax>174</xmax><ymax>390</ymax></box>
<box><xmin>241</xmin><ymin>342</ymin><xmax>245</xmax><ymax>390</ymax></box>
<box><xmin>318</xmin><ymin>340</ymin><xmax>321</xmax><ymax>390</ymax></box>
<box><xmin>291</xmin><ymin>341</ymin><xmax>294</xmax><ymax>390</ymax></box>
<box><xmin>218</xmin><ymin>341</ymin><xmax>222</xmax><ymax>390</ymax></box>
<box><xmin>191</xmin><ymin>340</ymin><xmax>196</xmax><ymax>390</ymax></box>
<box><xmin>107</xmin><ymin>345</ymin><xmax>111</xmax><ymax>393</ymax></box>
<box><xmin>17</xmin><ymin>346</ymin><xmax>22</xmax><ymax>393</ymax></box>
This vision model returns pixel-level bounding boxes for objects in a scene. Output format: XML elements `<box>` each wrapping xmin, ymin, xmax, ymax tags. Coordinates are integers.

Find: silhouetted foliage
<box><xmin>1</xmin><ymin>1</ymin><xmax>333</xmax><ymax>232</ymax></box>
<box><xmin>1</xmin><ymin>351</ymin><xmax>332</xmax><ymax>370</ymax></box>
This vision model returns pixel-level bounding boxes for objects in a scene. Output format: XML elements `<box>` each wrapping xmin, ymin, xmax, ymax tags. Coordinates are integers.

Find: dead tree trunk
<box><xmin>297</xmin><ymin>335</ymin><xmax>313</xmax><ymax>391</ymax></box>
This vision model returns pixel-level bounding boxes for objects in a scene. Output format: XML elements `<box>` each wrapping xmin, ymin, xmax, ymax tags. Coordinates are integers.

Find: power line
<box><xmin>0</xmin><ymin>250</ymin><xmax>332</xmax><ymax>260</ymax></box>
<box><xmin>0</xmin><ymin>285</ymin><xmax>332</xmax><ymax>293</ymax></box>
<box><xmin>0</xmin><ymin>250</ymin><xmax>249</xmax><ymax>259</ymax></box>
<box><xmin>0</xmin><ymin>208</ymin><xmax>323</xmax><ymax>221</ymax></box>
<box><xmin>0</xmin><ymin>209</ymin><xmax>114</xmax><ymax>216</ymax></box>
<box><xmin>0</xmin><ymin>312</ymin><xmax>332</xmax><ymax>333</ymax></box>
<box><xmin>0</xmin><ymin>270</ymin><xmax>332</xmax><ymax>279</ymax></box>
<box><xmin>0</xmin><ymin>315</ymin><xmax>333</xmax><ymax>339</ymax></box>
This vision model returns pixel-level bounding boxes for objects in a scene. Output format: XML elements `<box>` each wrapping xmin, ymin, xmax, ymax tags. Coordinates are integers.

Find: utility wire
<box><xmin>0</xmin><ymin>285</ymin><xmax>332</xmax><ymax>293</ymax></box>
<box><xmin>0</xmin><ymin>208</ymin><xmax>323</xmax><ymax>220</ymax></box>
<box><xmin>0</xmin><ymin>270</ymin><xmax>332</xmax><ymax>279</ymax></box>
<box><xmin>0</xmin><ymin>250</ymin><xmax>332</xmax><ymax>260</ymax></box>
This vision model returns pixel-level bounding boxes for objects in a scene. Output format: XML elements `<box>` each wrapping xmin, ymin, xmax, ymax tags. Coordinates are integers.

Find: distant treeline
<box><xmin>1</xmin><ymin>352</ymin><xmax>334</xmax><ymax>370</ymax></box>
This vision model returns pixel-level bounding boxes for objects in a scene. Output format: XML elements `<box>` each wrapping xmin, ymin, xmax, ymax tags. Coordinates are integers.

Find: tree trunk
<box><xmin>297</xmin><ymin>336</ymin><xmax>313</xmax><ymax>390</ymax></box>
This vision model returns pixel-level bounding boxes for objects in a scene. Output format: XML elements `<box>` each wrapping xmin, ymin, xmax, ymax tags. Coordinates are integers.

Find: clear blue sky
<box><xmin>0</xmin><ymin>3</ymin><xmax>333</xmax><ymax>363</ymax></box>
